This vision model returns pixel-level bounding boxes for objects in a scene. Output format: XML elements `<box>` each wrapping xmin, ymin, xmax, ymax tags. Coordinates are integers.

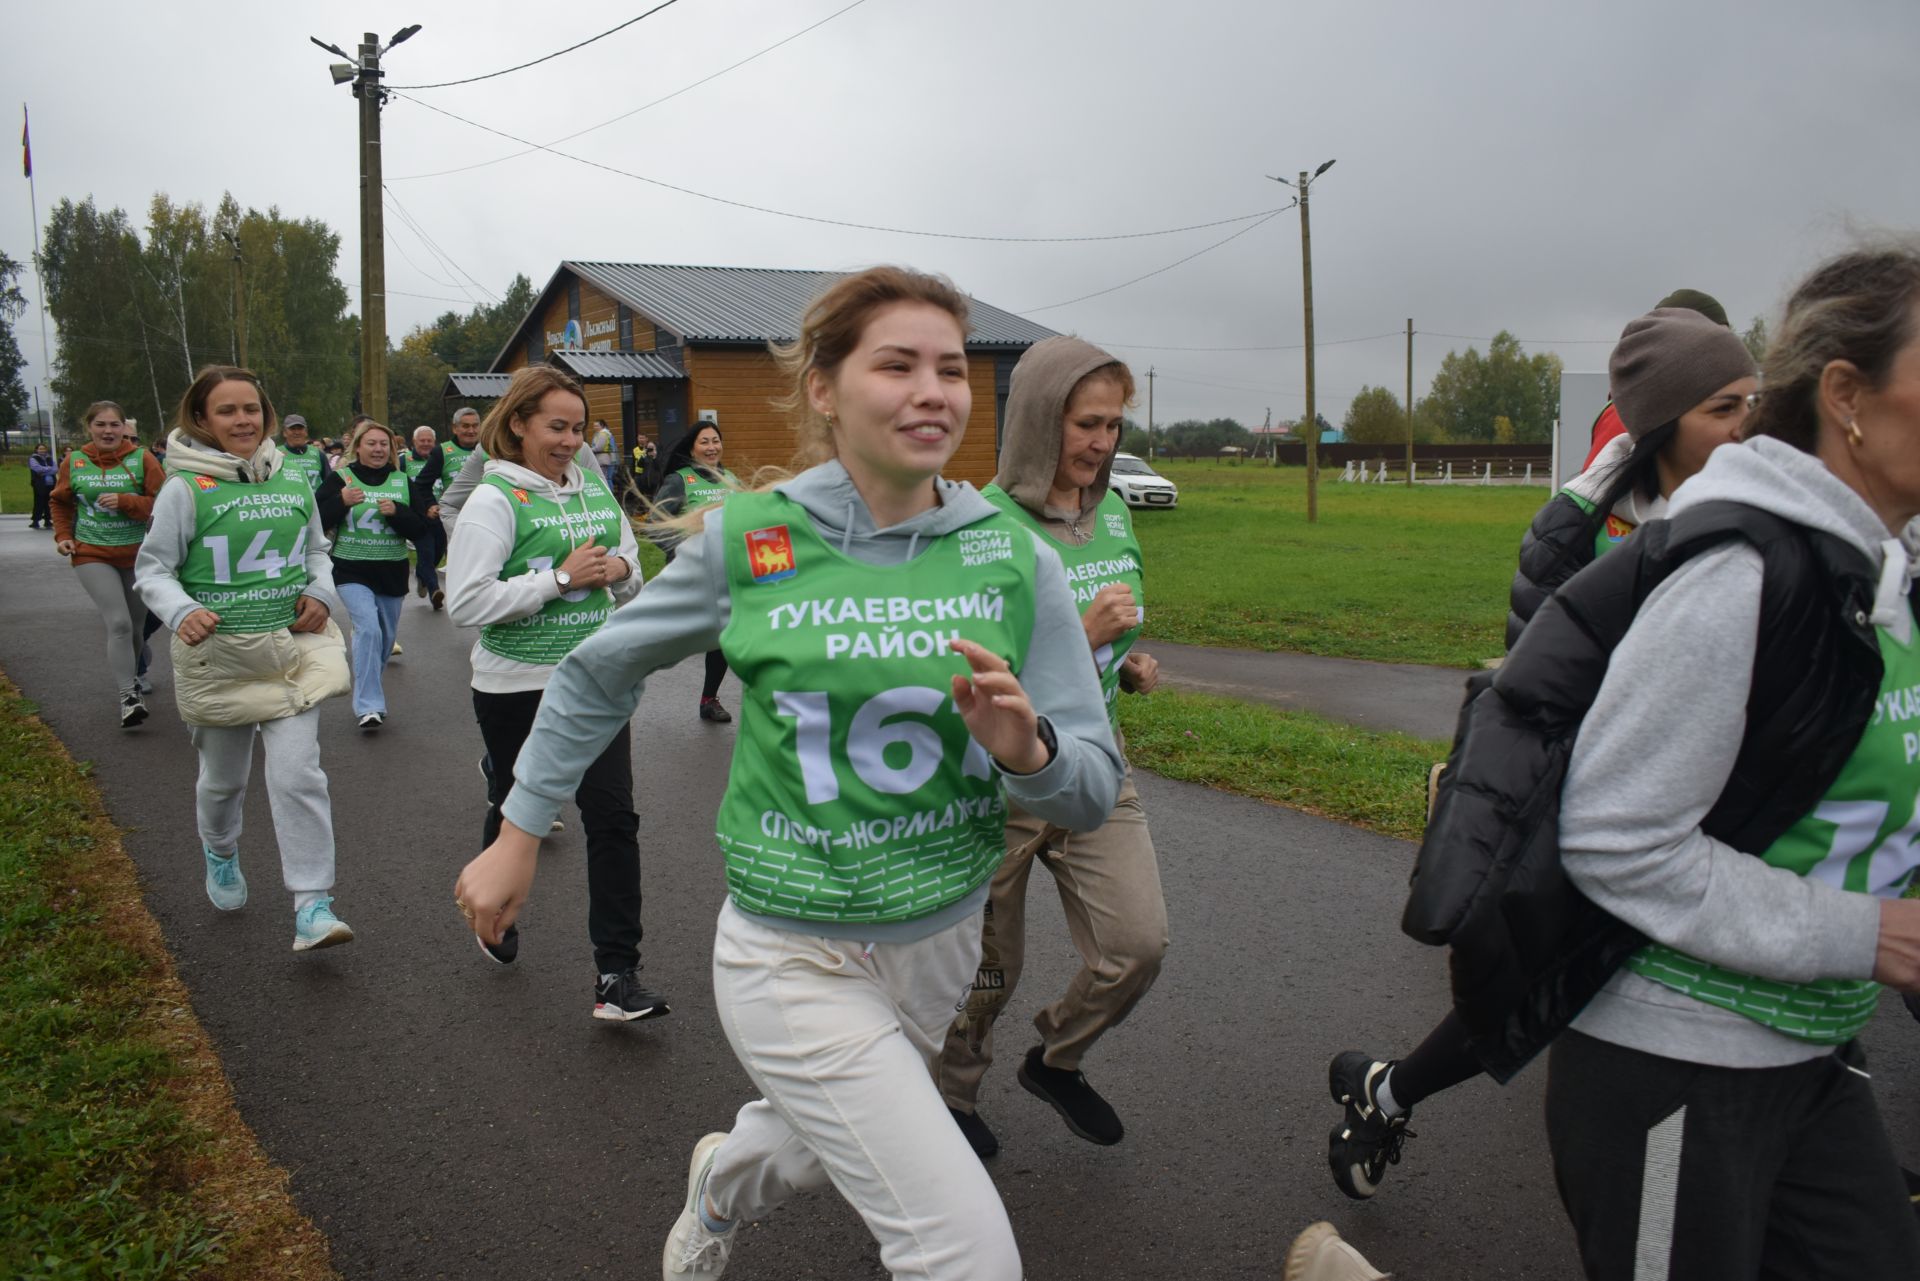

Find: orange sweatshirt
<box><xmin>50</xmin><ymin>441</ymin><xmax>165</xmax><ymax>569</ymax></box>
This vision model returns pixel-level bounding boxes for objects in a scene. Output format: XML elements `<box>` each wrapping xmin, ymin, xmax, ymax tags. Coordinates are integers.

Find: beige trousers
<box><xmin>936</xmin><ymin>774</ymin><xmax>1168</xmax><ymax>1110</ymax></box>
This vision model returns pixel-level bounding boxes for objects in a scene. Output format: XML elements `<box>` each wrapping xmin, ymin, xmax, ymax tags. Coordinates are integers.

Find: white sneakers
<box><xmin>1284</xmin><ymin>1222</ymin><xmax>1389</xmax><ymax>1280</ymax></box>
<box><xmin>663</xmin><ymin>1132</ymin><xmax>735</xmax><ymax>1278</ymax></box>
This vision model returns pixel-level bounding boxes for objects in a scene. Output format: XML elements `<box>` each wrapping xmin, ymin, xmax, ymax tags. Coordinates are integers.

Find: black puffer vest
<box><xmin>1406</xmin><ymin>500</ymin><xmax>1894</xmax><ymax>1081</ymax></box>
<box><xmin>1505</xmin><ymin>492</ymin><xmax>1597</xmax><ymax>650</ymax></box>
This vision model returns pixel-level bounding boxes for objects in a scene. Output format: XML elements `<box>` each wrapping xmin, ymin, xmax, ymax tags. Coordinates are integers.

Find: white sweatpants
<box><xmin>706</xmin><ymin>900</ymin><xmax>1021</xmax><ymax>1281</ymax></box>
<box><xmin>190</xmin><ymin>709</ymin><xmax>337</xmax><ymax>900</ymax></box>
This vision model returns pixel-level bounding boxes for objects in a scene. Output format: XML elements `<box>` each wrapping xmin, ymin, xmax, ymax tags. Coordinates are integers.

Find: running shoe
<box><xmin>477</xmin><ymin>922</ymin><xmax>519</xmax><ymax>965</ymax></box>
<box><xmin>698</xmin><ymin>697</ymin><xmax>732</xmax><ymax>724</ymax></box>
<box><xmin>950</xmin><ymin>1106</ymin><xmax>999</xmax><ymax>1160</ymax></box>
<box><xmin>1284</xmin><ymin>1222</ymin><xmax>1389</xmax><ymax>1281</ymax></box>
<box><xmin>204</xmin><ymin>847</ymin><xmax>247</xmax><ymax>911</ymax></box>
<box><xmin>119</xmin><ymin>693</ymin><xmax>149</xmax><ymax>728</ymax></box>
<box><xmin>1327</xmin><ymin>1052</ymin><xmax>1413</xmax><ymax>1200</ymax></box>
<box><xmin>663</xmin><ymin>1132</ymin><xmax>736</xmax><ymax>1278</ymax></box>
<box><xmin>358</xmin><ymin>712</ymin><xmax>384</xmax><ymax>731</ymax></box>
<box><xmin>1017</xmin><ymin>1045</ymin><xmax>1123</xmax><ymax>1145</ymax></box>
<box><xmin>594</xmin><ymin>967</ymin><xmax>671</xmax><ymax>1022</ymax></box>
<box><xmin>293</xmin><ymin>897</ymin><xmax>355</xmax><ymax>951</ymax></box>
<box><xmin>390</xmin><ymin>641</ymin><xmax>403</xmax><ymax>656</ymax></box>
<box><xmin>416</xmin><ymin>582</ymin><xmax>428</xmax><ymax>599</ymax></box>
<box><xmin>431</xmin><ymin>589</ymin><xmax>445</xmax><ymax>611</ymax></box>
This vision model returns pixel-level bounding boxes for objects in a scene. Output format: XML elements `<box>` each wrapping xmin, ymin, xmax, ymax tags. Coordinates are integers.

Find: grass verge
<box><xmin>0</xmin><ymin>672</ymin><xmax>337</xmax><ymax>1281</ymax></box>
<box><xmin>1</xmin><ymin>455</ymin><xmax>35</xmax><ymax>515</ymax></box>
<box><xmin>1133</xmin><ymin>461</ymin><xmax>1544</xmax><ymax>668</ymax></box>
<box><xmin>1118</xmin><ymin>688</ymin><xmax>1445</xmax><ymax>842</ymax></box>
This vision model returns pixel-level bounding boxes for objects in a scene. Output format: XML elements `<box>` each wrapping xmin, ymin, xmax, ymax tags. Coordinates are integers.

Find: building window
<box><xmin>636</xmin><ymin>399</ymin><xmax>658</xmax><ymax>423</ymax></box>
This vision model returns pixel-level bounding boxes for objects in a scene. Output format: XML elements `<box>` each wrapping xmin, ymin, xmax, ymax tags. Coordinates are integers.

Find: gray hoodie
<box><xmin>1562</xmin><ymin>435</ymin><xmax>1910</xmax><ymax>1067</ymax></box>
<box><xmin>993</xmin><ymin>335</ymin><xmax>1123</xmax><ymax>535</ymax></box>
<box><xmin>501</xmin><ymin>459</ymin><xmax>1125</xmax><ymax>942</ymax></box>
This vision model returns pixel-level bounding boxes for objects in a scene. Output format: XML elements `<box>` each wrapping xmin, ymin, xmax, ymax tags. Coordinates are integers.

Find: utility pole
<box><xmin>1405</xmin><ymin>318</ymin><xmax>1414</xmax><ymax>486</ymax></box>
<box><xmin>313</xmin><ymin>25</ymin><xmax>417</xmax><ymax>427</ymax></box>
<box><xmin>1146</xmin><ymin>366</ymin><xmax>1155</xmax><ymax>459</ymax></box>
<box><xmin>1299</xmin><ymin>170</ymin><xmax>1318</xmax><ymax>521</ymax></box>
<box><xmin>354</xmin><ymin>32</ymin><xmax>388</xmax><ymax>425</ymax></box>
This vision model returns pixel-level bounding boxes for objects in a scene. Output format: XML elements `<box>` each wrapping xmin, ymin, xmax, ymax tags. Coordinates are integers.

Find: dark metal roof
<box><xmin>445</xmin><ymin>372</ymin><xmax>512</xmax><ymax>398</ymax></box>
<box><xmin>550</xmin><ymin>349</ymin><xmax>686</xmax><ymax>381</ymax></box>
<box><xmin>564</xmin><ymin>262</ymin><xmax>1058</xmax><ymax>348</ymax></box>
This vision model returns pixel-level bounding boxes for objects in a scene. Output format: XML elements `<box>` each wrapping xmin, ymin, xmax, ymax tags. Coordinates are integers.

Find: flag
<box><xmin>21</xmin><ymin>106</ymin><xmax>30</xmax><ymax>179</ymax></box>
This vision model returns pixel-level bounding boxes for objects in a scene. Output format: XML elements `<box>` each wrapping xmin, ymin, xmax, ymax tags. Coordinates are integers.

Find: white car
<box><xmin>1107</xmin><ymin>454</ymin><xmax>1179</xmax><ymax>508</ymax></box>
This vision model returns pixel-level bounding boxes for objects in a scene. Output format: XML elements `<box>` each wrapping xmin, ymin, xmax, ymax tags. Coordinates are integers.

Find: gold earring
<box><xmin>1846</xmin><ymin>418</ymin><xmax>1864</xmax><ymax>447</ymax></box>
<box><xmin>824</xmin><ymin>412</ymin><xmax>836</xmax><ymax>429</ymax></box>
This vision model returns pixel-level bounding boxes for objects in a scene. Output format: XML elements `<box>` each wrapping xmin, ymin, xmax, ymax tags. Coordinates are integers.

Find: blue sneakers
<box><xmin>204</xmin><ymin>847</ymin><xmax>247</xmax><ymax>911</ymax></box>
<box><xmin>293</xmin><ymin>897</ymin><xmax>355</xmax><ymax>951</ymax></box>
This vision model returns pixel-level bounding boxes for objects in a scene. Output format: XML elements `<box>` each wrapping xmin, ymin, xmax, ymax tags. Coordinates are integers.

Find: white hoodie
<box><xmin>444</xmin><ymin>457</ymin><xmax>644</xmax><ymax>693</ymax></box>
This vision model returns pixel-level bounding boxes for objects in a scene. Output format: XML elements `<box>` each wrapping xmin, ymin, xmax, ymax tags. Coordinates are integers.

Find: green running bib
<box><xmin>712</xmin><ymin>491</ymin><xmax>1037</xmax><ymax>924</ymax></box>
<box><xmin>477</xmin><ymin>471</ymin><xmax>626</xmax><ymax>666</ymax></box>
<box><xmin>332</xmin><ymin>466</ymin><xmax>411</xmax><ymax>562</ymax></box>
<box><xmin>176</xmin><ymin>470</ymin><xmax>314</xmax><ymax>633</ymax></box>
<box><xmin>70</xmin><ymin>450</ymin><xmax>147</xmax><ymax>547</ymax></box>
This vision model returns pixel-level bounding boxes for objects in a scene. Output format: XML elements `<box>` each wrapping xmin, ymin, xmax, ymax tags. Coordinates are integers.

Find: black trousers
<box><xmin>702</xmin><ymin>648</ymin><xmax>728</xmax><ymax>701</ymax></box>
<box><xmin>31</xmin><ymin>485</ymin><xmax>52</xmax><ymax>526</ymax></box>
<box><xmin>473</xmin><ymin>687</ymin><xmax>641</xmax><ymax>972</ymax></box>
<box><xmin>1546</xmin><ymin>1029</ymin><xmax>1920</xmax><ymax>1281</ymax></box>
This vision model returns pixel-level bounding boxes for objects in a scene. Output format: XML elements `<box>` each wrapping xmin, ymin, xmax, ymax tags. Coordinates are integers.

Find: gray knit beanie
<box><xmin>1609</xmin><ymin>308</ymin><xmax>1756</xmax><ymax>441</ymax></box>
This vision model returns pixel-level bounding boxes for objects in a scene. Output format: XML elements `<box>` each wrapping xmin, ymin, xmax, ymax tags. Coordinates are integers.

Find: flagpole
<box><xmin>23</xmin><ymin>103</ymin><xmax>55</xmax><ymax>453</ymax></box>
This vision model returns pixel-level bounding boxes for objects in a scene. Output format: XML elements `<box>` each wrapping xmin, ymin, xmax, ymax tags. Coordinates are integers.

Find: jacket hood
<box><xmin>164</xmin><ymin>428</ymin><xmax>284</xmax><ymax>484</ymax></box>
<box><xmin>773</xmin><ymin>459</ymin><xmax>1000</xmax><ymax>560</ymax></box>
<box><xmin>994</xmin><ymin>336</ymin><xmax>1127</xmax><ymax>519</ymax></box>
<box><xmin>1564</xmin><ymin>432</ymin><xmax>1667</xmax><ymax>527</ymax></box>
<box><xmin>1671</xmin><ymin>435</ymin><xmax>1920</xmax><ymax>637</ymax></box>
<box><xmin>481</xmin><ymin>456</ymin><xmax>596</xmax><ymax>501</ymax></box>
<box><xmin>79</xmin><ymin>439</ymin><xmax>140</xmax><ymax>467</ymax></box>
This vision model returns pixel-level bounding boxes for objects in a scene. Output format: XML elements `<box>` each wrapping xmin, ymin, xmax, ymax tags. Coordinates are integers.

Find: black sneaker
<box><xmin>949</xmin><ymin>1107</ymin><xmax>999</xmax><ymax>1159</ymax></box>
<box><xmin>1017</xmin><ymin>1045</ymin><xmax>1122</xmax><ymax>1145</ymax></box>
<box><xmin>1327</xmin><ymin>1051</ymin><xmax>1413</xmax><ymax>1200</ymax></box>
<box><xmin>119</xmin><ymin>693</ymin><xmax>149</xmax><ymax>729</ymax></box>
<box><xmin>477</xmin><ymin>922</ymin><xmax>519</xmax><ymax>965</ymax></box>
<box><xmin>431</xmin><ymin>589</ymin><xmax>445</xmax><ymax>611</ymax></box>
<box><xmin>594</xmin><ymin>967</ymin><xmax>671</xmax><ymax>1022</ymax></box>
<box><xmin>699</xmin><ymin>698</ymin><xmax>733</xmax><ymax>724</ymax></box>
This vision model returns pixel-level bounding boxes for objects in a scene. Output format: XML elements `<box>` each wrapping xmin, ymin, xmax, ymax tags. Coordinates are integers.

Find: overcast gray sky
<box><xmin>6</xmin><ymin>0</ymin><xmax>1918</xmax><ymax>428</ymax></box>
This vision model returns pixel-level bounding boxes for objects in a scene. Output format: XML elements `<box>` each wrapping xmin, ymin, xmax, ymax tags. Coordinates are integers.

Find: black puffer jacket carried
<box><xmin>1505</xmin><ymin>492</ymin><xmax>1596</xmax><ymax>650</ymax></box>
<box><xmin>1408</xmin><ymin>500</ymin><xmax>1891</xmax><ymax>1081</ymax></box>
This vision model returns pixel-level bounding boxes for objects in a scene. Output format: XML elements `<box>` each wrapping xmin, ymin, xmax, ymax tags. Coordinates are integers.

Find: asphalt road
<box><xmin>4</xmin><ymin>512</ymin><xmax>1917</xmax><ymax>1281</ymax></box>
<box><xmin>1147</xmin><ymin>640</ymin><xmax>1471</xmax><ymax>743</ymax></box>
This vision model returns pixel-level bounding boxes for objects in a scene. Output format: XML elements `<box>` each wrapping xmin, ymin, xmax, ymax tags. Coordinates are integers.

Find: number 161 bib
<box><xmin>715</xmin><ymin>491</ymin><xmax>1037</xmax><ymax>925</ymax></box>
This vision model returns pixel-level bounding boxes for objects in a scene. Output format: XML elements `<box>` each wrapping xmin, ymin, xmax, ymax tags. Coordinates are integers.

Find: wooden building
<box><xmin>444</xmin><ymin>262</ymin><xmax>1057</xmax><ymax>485</ymax></box>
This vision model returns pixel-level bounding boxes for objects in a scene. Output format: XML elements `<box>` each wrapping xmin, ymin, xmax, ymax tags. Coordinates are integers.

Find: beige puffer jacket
<box><xmin>170</xmin><ymin>621</ymin><xmax>351</xmax><ymax>728</ymax></box>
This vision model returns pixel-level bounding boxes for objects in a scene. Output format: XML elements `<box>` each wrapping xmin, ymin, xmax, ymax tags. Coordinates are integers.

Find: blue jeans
<box><xmin>339</xmin><ymin>583</ymin><xmax>403</xmax><ymax>717</ymax></box>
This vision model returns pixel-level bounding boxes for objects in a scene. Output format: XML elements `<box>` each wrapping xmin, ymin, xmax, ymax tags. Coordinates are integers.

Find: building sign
<box><xmin>544</xmin><ymin>317</ymin><xmax>619</xmax><ymax>352</ymax></box>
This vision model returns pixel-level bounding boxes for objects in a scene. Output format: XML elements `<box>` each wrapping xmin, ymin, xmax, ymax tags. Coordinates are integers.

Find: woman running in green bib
<box><xmin>135</xmin><ymin>365</ymin><xmax>354</xmax><ymax>952</ymax></box>
<box><xmin>454</xmin><ymin>267</ymin><xmax>1123</xmax><ymax>1281</ymax></box>
<box><xmin>444</xmin><ymin>364</ymin><xmax>657</xmax><ymax>1018</ymax></box>
<box><xmin>935</xmin><ymin>337</ymin><xmax>1168</xmax><ymax>1158</ymax></box>
<box><xmin>49</xmin><ymin>399</ymin><xmax>166</xmax><ymax>727</ymax></box>
<box><xmin>317</xmin><ymin>419</ymin><xmax>431</xmax><ymax>731</ymax></box>
<box><xmin>651</xmin><ymin>421</ymin><xmax>740</xmax><ymax>723</ymax></box>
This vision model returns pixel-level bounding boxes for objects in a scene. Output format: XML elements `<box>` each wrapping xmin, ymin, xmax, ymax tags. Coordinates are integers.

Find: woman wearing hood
<box><xmin>443</xmin><ymin>364</ymin><xmax>656</xmax><ymax>1019</ymax></box>
<box><xmin>316</xmin><ymin>419</ymin><xmax>430</xmax><ymax>730</ymax></box>
<box><xmin>134</xmin><ymin>365</ymin><xmax>354</xmax><ymax>952</ymax></box>
<box><xmin>650</xmin><ymin>420</ymin><xmax>740</xmax><ymax>722</ymax></box>
<box><xmin>50</xmin><ymin>399</ymin><xmax>166</xmax><ymax>727</ymax></box>
<box><xmin>453</xmin><ymin>267</ymin><xmax>1123</xmax><ymax>1281</ymax></box>
<box><xmin>932</xmin><ymin>336</ymin><xmax>1168</xmax><ymax>1159</ymax></box>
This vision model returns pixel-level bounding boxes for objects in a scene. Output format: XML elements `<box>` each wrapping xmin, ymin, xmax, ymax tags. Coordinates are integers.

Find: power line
<box><xmin>1422</xmin><ymin>331</ymin><xmax>1615</xmax><ymax>345</ymax></box>
<box><xmin>1094</xmin><ymin>330</ymin><xmax>1403</xmax><ymax>353</ymax></box>
<box><xmin>380</xmin><ymin>185</ymin><xmax>499</xmax><ymax>303</ymax></box>
<box><xmin>390</xmin><ymin>91</ymin><xmax>1291</xmax><ymax>243</ymax></box>
<box><xmin>380</xmin><ymin>196</ymin><xmax>478</xmax><ymax>300</ymax></box>
<box><xmin>1012</xmin><ymin>205</ymin><xmax>1293</xmax><ymax>315</ymax></box>
<box><xmin>386</xmin><ymin>1</ymin><xmax>683</xmax><ymax>90</ymax></box>
<box><xmin>390</xmin><ymin>0</ymin><xmax>873</xmax><ymax>182</ymax></box>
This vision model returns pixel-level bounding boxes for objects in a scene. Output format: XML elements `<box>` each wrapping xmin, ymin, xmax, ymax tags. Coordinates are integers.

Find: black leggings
<box><xmin>1387</xmin><ymin>1010</ymin><xmax>1483</xmax><ymax>1109</ymax></box>
<box><xmin>474</xmin><ymin>687</ymin><xmax>642</xmax><ymax>972</ymax></box>
<box><xmin>702</xmin><ymin>649</ymin><xmax>728</xmax><ymax>701</ymax></box>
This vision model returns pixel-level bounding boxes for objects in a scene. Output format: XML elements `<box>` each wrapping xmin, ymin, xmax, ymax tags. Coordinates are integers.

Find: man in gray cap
<box><xmin>279</xmin><ymin>414</ymin><xmax>326</xmax><ymax>493</ymax></box>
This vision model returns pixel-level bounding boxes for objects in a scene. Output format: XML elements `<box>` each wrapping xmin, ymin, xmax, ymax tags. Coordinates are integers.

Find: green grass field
<box><xmin>1132</xmin><ymin>461</ymin><xmax>1545</xmax><ymax>668</ymax></box>
<box><xmin>0</xmin><ymin>455</ymin><xmax>33</xmax><ymax>515</ymax></box>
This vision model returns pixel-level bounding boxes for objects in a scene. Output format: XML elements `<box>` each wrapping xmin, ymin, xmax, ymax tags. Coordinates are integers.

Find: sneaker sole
<box><xmin>121</xmin><ymin>706</ymin><xmax>149</xmax><ymax>728</ymax></box>
<box><xmin>293</xmin><ymin>923</ymin><xmax>355</xmax><ymax>951</ymax></box>
<box><xmin>594</xmin><ymin>1000</ymin><xmax>671</xmax><ymax>1022</ymax></box>
<box><xmin>1016</xmin><ymin>1061</ymin><xmax>1123</xmax><ymax>1146</ymax></box>
<box><xmin>206</xmin><ymin>887</ymin><xmax>248</xmax><ymax>911</ymax></box>
<box><xmin>476</xmin><ymin>927</ymin><xmax>518</xmax><ymax>965</ymax></box>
